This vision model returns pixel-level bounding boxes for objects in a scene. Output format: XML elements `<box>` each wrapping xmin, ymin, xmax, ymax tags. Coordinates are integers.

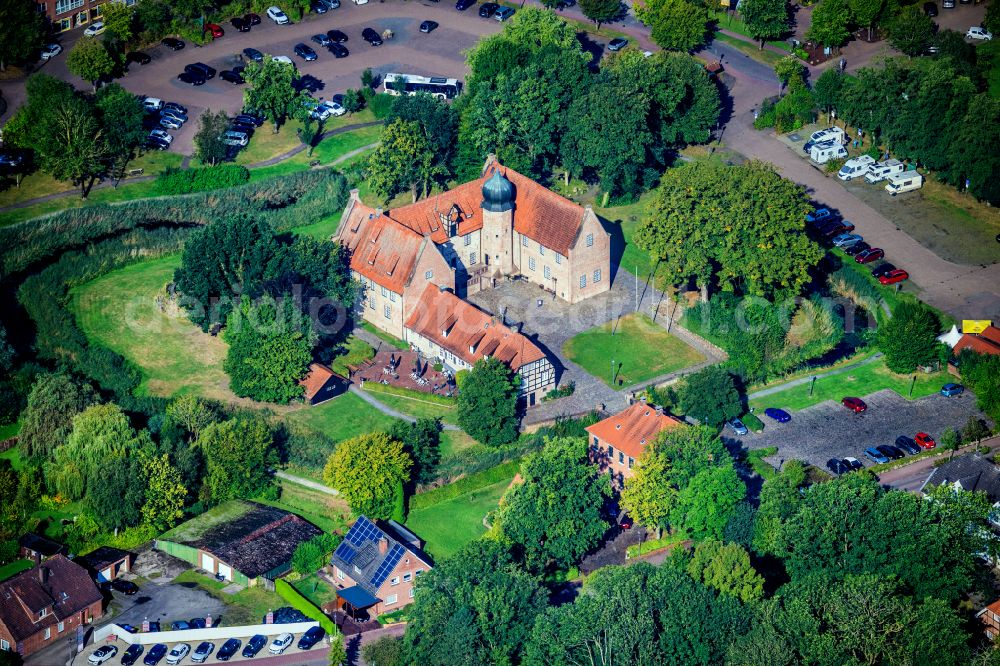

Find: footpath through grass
<box><xmin>563</xmin><ymin>312</ymin><xmax>706</xmax><ymax>387</ymax></box>
<box><xmin>748</xmin><ymin>359</ymin><xmax>951</xmax><ymax>412</ymax></box>
<box><xmin>286</xmin><ymin>391</ymin><xmax>397</xmax><ymax>442</ymax></box>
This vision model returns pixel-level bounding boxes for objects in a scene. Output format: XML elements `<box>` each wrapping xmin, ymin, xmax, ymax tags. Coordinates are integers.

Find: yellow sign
<box><xmin>963</xmin><ymin>320</ymin><xmax>992</xmax><ymax>334</ymax></box>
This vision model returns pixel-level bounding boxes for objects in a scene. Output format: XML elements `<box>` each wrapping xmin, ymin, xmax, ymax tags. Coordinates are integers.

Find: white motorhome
<box><xmin>864</xmin><ymin>158</ymin><xmax>905</xmax><ymax>184</ymax></box>
<box><xmin>837</xmin><ymin>155</ymin><xmax>876</xmax><ymax>181</ymax></box>
<box><xmin>802</xmin><ymin>126</ymin><xmax>846</xmax><ymax>153</ymax></box>
<box><xmin>885</xmin><ymin>171</ymin><xmax>924</xmax><ymax>195</ymax></box>
<box><xmin>810</xmin><ymin>140</ymin><xmax>848</xmax><ymax>164</ymax></box>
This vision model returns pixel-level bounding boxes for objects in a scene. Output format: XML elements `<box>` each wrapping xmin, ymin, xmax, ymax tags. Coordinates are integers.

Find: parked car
<box><xmin>204</xmin><ymin>23</ymin><xmax>224</xmax><ymax>38</ymax></box>
<box><xmin>0</xmin><ymin>152</ymin><xmax>25</xmax><ymax>168</ymax></box>
<box><xmin>843</xmin><ymin>241</ymin><xmax>870</xmax><ymax>257</ymax></box>
<box><xmin>842</xmin><ymin>397</ymin><xmax>867</xmax><ymax>413</ymax></box>
<box><xmin>185</xmin><ymin>62</ymin><xmax>216</xmax><ymax>79</ymax></box>
<box><xmin>420</xmin><ymin>20</ymin><xmax>439</xmax><ymax>32</ymax></box>
<box><xmin>728</xmin><ymin>418</ymin><xmax>749</xmax><ymax>436</ymax></box>
<box><xmin>220</xmin><ymin>69</ymin><xmax>245</xmax><ymax>84</ymax></box>
<box><xmin>189</xmin><ymin>618</ymin><xmax>206</xmax><ymax>629</ymax></box>
<box><xmin>877</xmin><ymin>444</ymin><xmax>905</xmax><ymax>460</ymax></box>
<box><xmin>362</xmin><ymin>28</ymin><xmax>383</xmax><ymax>45</ymax></box>
<box><xmin>243</xmin><ymin>47</ymin><xmax>264</xmax><ymax>62</ymax></box>
<box><xmin>294</xmin><ymin>43</ymin><xmax>318</xmax><ymax>60</ymax></box>
<box><xmin>311</xmin><ymin>0</ymin><xmax>328</xmax><ymax>12</ymax></box>
<box><xmin>165</xmin><ymin>644</ymin><xmax>190</xmax><ymax>666</ymax></box>
<box><xmin>246</xmin><ymin>12</ymin><xmax>262</xmax><ymax>24</ymax></box>
<box><xmin>832</xmin><ymin>233</ymin><xmax>863</xmax><ymax>248</ymax></box>
<box><xmin>878</xmin><ymin>269</ymin><xmax>909</xmax><ymax>285</ymax></box>
<box><xmin>191</xmin><ymin>642</ymin><xmax>215</xmax><ymax>663</ymax></box>
<box><xmin>121</xmin><ymin>644</ymin><xmax>145</xmax><ymax>666</ymax></box>
<box><xmin>231</xmin><ymin>16</ymin><xmax>251</xmax><ymax>31</ymax></box>
<box><xmin>235</xmin><ymin>112</ymin><xmax>264</xmax><ymax>126</ymax></box>
<box><xmin>83</xmin><ymin>21</ymin><xmax>106</xmax><ymax>37</ymax></box>
<box><xmin>864</xmin><ymin>447</ymin><xmax>890</xmax><ymax>464</ymax></box>
<box><xmin>455</xmin><ymin>0</ymin><xmax>476</xmax><ymax>9</ymax></box>
<box><xmin>479</xmin><ymin>2</ymin><xmax>498</xmax><ymax>16</ymax></box>
<box><xmin>855</xmin><ymin>248</ymin><xmax>885</xmax><ymax>264</ymax></box>
<box><xmin>126</xmin><ymin>51</ymin><xmax>151</xmax><ymax>65</ymax></box>
<box><xmin>163</xmin><ymin>102</ymin><xmax>188</xmax><ymax>116</ymax></box>
<box><xmin>495</xmin><ymin>6</ymin><xmax>515</xmax><ymax>20</ymax></box>
<box><xmin>146</xmin><ymin>134</ymin><xmax>171</xmax><ymax>150</ymax></box>
<box><xmin>230</xmin><ymin>121</ymin><xmax>255</xmax><ymax>135</ymax></box>
<box><xmin>915</xmin><ymin>432</ymin><xmax>936</xmax><ymax>449</ymax></box>
<box><xmin>312</xmin><ymin>33</ymin><xmax>333</xmax><ymax>47</ymax></box>
<box><xmin>40</xmin><ymin>44</ymin><xmax>63</xmax><ymax>60</ymax></box>
<box><xmin>161</xmin><ymin>37</ymin><xmax>185</xmax><ymax>50</ymax></box>
<box><xmin>88</xmin><ymin>646</ymin><xmax>118</xmax><ymax>665</ymax></box>
<box><xmin>895</xmin><ymin>435</ymin><xmax>920</xmax><ymax>455</ymax></box>
<box><xmin>940</xmin><ymin>383</ymin><xmax>964</xmax><ymax>396</ymax></box>
<box><xmin>805</xmin><ymin>207</ymin><xmax>835</xmax><ymax>224</ymax></box>
<box><xmin>619</xmin><ymin>513</ymin><xmax>633</xmax><ymax>529</ymax></box>
<box><xmin>764</xmin><ymin>408</ymin><xmax>791</xmax><ymax>423</ymax></box>
<box><xmin>328</xmin><ymin>42</ymin><xmax>350</xmax><ymax>57</ymax></box>
<box><xmin>608</xmin><ymin>37</ymin><xmax>629</xmax><ymax>51</ymax></box>
<box><xmin>159</xmin><ymin>116</ymin><xmax>183</xmax><ymax>130</ymax></box>
<box><xmin>143</xmin><ymin>644</ymin><xmax>168</xmax><ymax>666</ymax></box>
<box><xmin>828</xmin><ymin>457</ymin><xmax>863</xmax><ymax>474</ymax></box>
<box><xmin>871</xmin><ymin>263</ymin><xmax>897</xmax><ymax>278</ymax></box>
<box><xmin>823</xmin><ymin>220</ymin><xmax>856</xmax><ymax>237</ymax></box>
<box><xmin>216</xmin><ymin>638</ymin><xmax>242</xmax><ymax>662</ymax></box>
<box><xmin>267</xmin><ymin>6</ymin><xmax>290</xmax><ymax>23</ymax></box>
<box><xmin>272</xmin><ymin>55</ymin><xmax>294</xmax><ymax>65</ymax></box>
<box><xmin>143</xmin><ymin>97</ymin><xmax>164</xmax><ymax>112</ymax></box>
<box><xmin>298</xmin><ymin>626</ymin><xmax>326</xmax><ymax>650</ymax></box>
<box><xmin>112</xmin><ymin>578</ymin><xmax>139</xmax><ymax>595</ymax></box>
<box><xmin>269</xmin><ymin>633</ymin><xmax>294</xmax><ymax>655</ymax></box>
<box><xmin>310</xmin><ymin>100</ymin><xmax>346</xmax><ymax>120</ymax></box>
<box><xmin>170</xmin><ymin>620</ymin><xmax>191</xmax><ymax>631</ymax></box>
<box><xmin>223</xmin><ymin>130</ymin><xmax>250</xmax><ymax>146</ymax></box>
<box><xmin>177</xmin><ymin>72</ymin><xmax>205</xmax><ymax>86</ymax></box>
<box><xmin>327</xmin><ymin>29</ymin><xmax>349</xmax><ymax>42</ymax></box>
<box><xmin>967</xmin><ymin>26</ymin><xmax>993</xmax><ymax>40</ymax></box>
<box><xmin>242</xmin><ymin>635</ymin><xmax>267</xmax><ymax>658</ymax></box>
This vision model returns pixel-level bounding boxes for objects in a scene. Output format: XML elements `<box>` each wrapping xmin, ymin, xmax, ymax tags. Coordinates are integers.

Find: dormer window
<box><xmin>39</xmin><ymin>607</ymin><xmax>48</xmax><ymax>619</ymax></box>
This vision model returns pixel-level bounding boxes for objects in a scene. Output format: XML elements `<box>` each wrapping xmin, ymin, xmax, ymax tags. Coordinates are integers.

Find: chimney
<box><xmin>38</xmin><ymin>564</ymin><xmax>48</xmax><ymax>585</ymax></box>
<box><xmin>378</xmin><ymin>538</ymin><xmax>388</xmax><ymax>555</ymax></box>
<box><xmin>655</xmin><ymin>406</ymin><xmax>664</xmax><ymax>415</ymax></box>
<box><xmin>375</xmin><ymin>208</ymin><xmax>383</xmax><ymax>218</ymax></box>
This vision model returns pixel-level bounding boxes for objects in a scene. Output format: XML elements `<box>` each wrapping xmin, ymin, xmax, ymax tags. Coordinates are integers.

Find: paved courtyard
<box><xmin>727</xmin><ymin>388</ymin><xmax>984</xmax><ymax>471</ymax></box>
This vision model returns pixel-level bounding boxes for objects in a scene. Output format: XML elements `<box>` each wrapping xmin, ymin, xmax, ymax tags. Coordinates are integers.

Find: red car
<box><xmin>842</xmin><ymin>396</ymin><xmax>867</xmax><ymax>413</ymax></box>
<box><xmin>915</xmin><ymin>432</ymin><xmax>936</xmax><ymax>449</ymax></box>
<box><xmin>878</xmin><ymin>269</ymin><xmax>909</xmax><ymax>285</ymax></box>
<box><xmin>204</xmin><ymin>23</ymin><xmax>224</xmax><ymax>38</ymax></box>
<box><xmin>855</xmin><ymin>248</ymin><xmax>884</xmax><ymax>264</ymax></box>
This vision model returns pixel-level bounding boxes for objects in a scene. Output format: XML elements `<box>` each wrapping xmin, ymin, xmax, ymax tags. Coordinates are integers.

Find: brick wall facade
<box><xmin>589</xmin><ymin>434</ymin><xmax>637</xmax><ymax>489</ymax></box>
<box><xmin>38</xmin><ymin>0</ymin><xmax>138</xmax><ymax>33</ymax></box>
<box><xmin>0</xmin><ymin>600</ymin><xmax>100</xmax><ymax>657</ymax></box>
<box><xmin>330</xmin><ymin>554</ymin><xmax>429</xmax><ymax>617</ymax></box>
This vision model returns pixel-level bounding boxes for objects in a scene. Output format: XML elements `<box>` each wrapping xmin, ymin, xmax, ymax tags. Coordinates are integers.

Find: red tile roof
<box><xmin>978</xmin><ymin>598</ymin><xmax>1000</xmax><ymax>619</ymax></box>
<box><xmin>404</xmin><ymin>284</ymin><xmax>546</xmax><ymax>372</ymax></box>
<box><xmin>0</xmin><ymin>555</ymin><xmax>102</xmax><ymax>643</ymax></box>
<box><xmin>385</xmin><ymin>159</ymin><xmax>587</xmax><ymax>256</ymax></box>
<box><xmin>954</xmin><ymin>330</ymin><xmax>1000</xmax><ymax>357</ymax></box>
<box><xmin>339</xmin><ymin>205</ymin><xmax>427</xmax><ymax>293</ymax></box>
<box><xmin>979</xmin><ymin>325</ymin><xmax>1000</xmax><ymax>346</ymax></box>
<box><xmin>299</xmin><ymin>363</ymin><xmax>346</xmax><ymax>401</ymax></box>
<box><xmin>585</xmin><ymin>402</ymin><xmax>685</xmax><ymax>460</ymax></box>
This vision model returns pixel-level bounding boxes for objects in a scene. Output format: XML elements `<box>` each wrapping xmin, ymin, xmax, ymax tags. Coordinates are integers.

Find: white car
<box><xmin>267</xmin><ymin>6</ymin><xmax>290</xmax><ymax>23</ymax></box>
<box><xmin>166</xmin><ymin>643</ymin><xmax>190</xmax><ymax>665</ymax></box>
<box><xmin>88</xmin><ymin>646</ymin><xmax>118</xmax><ymax>665</ymax></box>
<box><xmin>143</xmin><ymin>97</ymin><xmax>164</xmax><ymax>112</ymax></box>
<box><xmin>40</xmin><ymin>44</ymin><xmax>62</xmax><ymax>60</ymax></box>
<box><xmin>967</xmin><ymin>26</ymin><xmax>993</xmax><ymax>40</ymax></box>
<box><xmin>269</xmin><ymin>633</ymin><xmax>293</xmax><ymax>655</ymax></box>
<box><xmin>223</xmin><ymin>130</ymin><xmax>250</xmax><ymax>146</ymax></box>
<box><xmin>310</xmin><ymin>100</ymin><xmax>346</xmax><ymax>120</ymax></box>
<box><xmin>149</xmin><ymin>129</ymin><xmax>173</xmax><ymax>144</ymax></box>
<box><xmin>354</xmin><ymin>0</ymin><xmax>369</xmax><ymax>4</ymax></box>
<box><xmin>83</xmin><ymin>21</ymin><xmax>105</xmax><ymax>37</ymax></box>
<box><xmin>271</xmin><ymin>55</ymin><xmax>294</xmax><ymax>65</ymax></box>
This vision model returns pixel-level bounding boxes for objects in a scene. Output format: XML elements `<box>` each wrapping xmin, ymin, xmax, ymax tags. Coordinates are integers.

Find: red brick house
<box><xmin>586</xmin><ymin>401</ymin><xmax>685</xmax><ymax>489</ymax></box>
<box><xmin>977</xmin><ymin>598</ymin><xmax>1000</xmax><ymax>641</ymax></box>
<box><xmin>0</xmin><ymin>555</ymin><xmax>103</xmax><ymax>658</ymax></box>
<box><xmin>17</xmin><ymin>534</ymin><xmax>67</xmax><ymax>563</ymax></box>
<box><xmin>328</xmin><ymin>517</ymin><xmax>432</xmax><ymax>619</ymax></box>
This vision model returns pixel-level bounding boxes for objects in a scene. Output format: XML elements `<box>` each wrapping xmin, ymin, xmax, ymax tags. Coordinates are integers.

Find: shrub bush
<box><xmin>741</xmin><ymin>412</ymin><xmax>764</xmax><ymax>432</ymax></box>
<box><xmin>154</xmin><ymin>165</ymin><xmax>250</xmax><ymax>195</ymax></box>
<box><xmin>754</xmin><ymin>99</ymin><xmax>777</xmax><ymax>129</ymax></box>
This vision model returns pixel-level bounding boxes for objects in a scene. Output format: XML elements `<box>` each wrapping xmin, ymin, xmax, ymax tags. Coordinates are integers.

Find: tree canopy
<box><xmin>243</xmin><ymin>56</ymin><xmax>312</xmax><ymax>132</ymax></box>
<box><xmin>194</xmin><ymin>110</ymin><xmax>231</xmax><ymax>166</ymax></box>
<box><xmin>877</xmin><ymin>300</ymin><xmax>944</xmax><ymax>373</ymax></box>
<box><xmin>806</xmin><ymin>0</ymin><xmax>852</xmax><ymax>49</ymax></box>
<box><xmin>739</xmin><ymin>0</ymin><xmax>789</xmax><ymax>48</ymax></box>
<box><xmin>18</xmin><ymin>373</ymin><xmax>97</xmax><ymax>462</ymax></box>
<box><xmin>198</xmin><ymin>415</ymin><xmax>277</xmax><ymax>503</ymax></box>
<box><xmin>0</xmin><ymin>0</ymin><xmax>45</xmax><ymax>71</ymax></box>
<box><xmin>678</xmin><ymin>366</ymin><xmax>743</xmax><ymax>429</ymax></box>
<box><xmin>66</xmin><ymin>38</ymin><xmax>117</xmax><ymax>91</ymax></box>
<box><xmin>367</xmin><ymin>119</ymin><xmax>439</xmax><ymax>204</ymax></box>
<box><xmin>637</xmin><ymin>0</ymin><xmax>710</xmax><ymax>52</ymax></box>
<box><xmin>457</xmin><ymin>357</ymin><xmax>521</xmax><ymax>447</ymax></box>
<box><xmin>323</xmin><ymin>431</ymin><xmax>411</xmax><ymax>519</ymax></box>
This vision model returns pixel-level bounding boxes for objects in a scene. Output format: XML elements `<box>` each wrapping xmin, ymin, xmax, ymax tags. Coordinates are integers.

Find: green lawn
<box><xmin>0</xmin><ymin>559</ymin><xmax>34</xmax><ymax>581</ymax></box>
<box><xmin>293</xmin><ymin>573</ymin><xmax>339</xmax><ymax>608</ymax></box>
<box><xmin>329</xmin><ymin>335</ymin><xmax>375</xmax><ymax>377</ymax></box>
<box><xmin>594</xmin><ymin>192</ymin><xmax>658</xmax><ymax>284</ymax></box>
<box><xmin>70</xmin><ymin>254</ymin><xmax>234</xmax><ymax>401</ymax></box>
<box><xmin>292</xmin><ymin>213</ymin><xmax>342</xmax><ymax>240</ymax></box>
<box><xmin>362</xmin><ymin>385</ymin><xmax>458</xmax><ymax>424</ymax></box>
<box><xmin>0</xmin><ymin>445</ymin><xmax>26</xmax><ymax>471</ymax></box>
<box><xmin>563</xmin><ymin>312</ymin><xmax>706</xmax><ymax>387</ymax></box>
<box><xmin>0</xmin><ymin>421</ymin><xmax>21</xmax><ymax>441</ymax></box>
<box><xmin>748</xmin><ymin>359</ymin><xmax>953</xmax><ymax>412</ymax></box>
<box><xmin>440</xmin><ymin>430</ymin><xmax>481</xmax><ymax>459</ymax></box>
<box><xmin>405</xmin><ymin>478</ymin><xmax>511</xmax><ymax>560</ymax></box>
<box><xmin>173</xmin><ymin>569</ymin><xmax>286</xmax><ymax>626</ymax></box>
<box><xmin>286</xmin><ymin>391</ymin><xmax>397</xmax><ymax>442</ymax></box>
<box><xmin>256</xmin><ymin>479</ymin><xmax>350</xmax><ymax>535</ymax></box>
<box><xmin>360</xmin><ymin>321</ymin><xmax>407</xmax><ymax>350</ymax></box>
<box><xmin>712</xmin><ymin>32</ymin><xmax>785</xmax><ymax>67</ymax></box>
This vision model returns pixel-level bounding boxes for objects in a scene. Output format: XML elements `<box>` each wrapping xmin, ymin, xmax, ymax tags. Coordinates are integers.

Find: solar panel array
<box><xmin>333</xmin><ymin>540</ymin><xmax>356</xmax><ymax>565</ymax></box>
<box><xmin>370</xmin><ymin>544</ymin><xmax>405</xmax><ymax>588</ymax></box>
<box><xmin>346</xmin><ymin>516</ymin><xmax>384</xmax><ymax>546</ymax></box>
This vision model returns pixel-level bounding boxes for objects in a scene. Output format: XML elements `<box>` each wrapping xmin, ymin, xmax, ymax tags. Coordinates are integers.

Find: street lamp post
<box><xmin>611</xmin><ymin>359</ymin><xmax>615</xmax><ymax>385</ymax></box>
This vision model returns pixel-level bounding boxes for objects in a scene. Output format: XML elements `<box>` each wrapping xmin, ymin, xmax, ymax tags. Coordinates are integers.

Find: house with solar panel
<box><xmin>328</xmin><ymin>517</ymin><xmax>432</xmax><ymax>619</ymax></box>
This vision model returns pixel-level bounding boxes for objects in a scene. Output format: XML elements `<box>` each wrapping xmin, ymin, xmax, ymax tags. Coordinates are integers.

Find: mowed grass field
<box><xmin>563</xmin><ymin>312</ymin><xmax>706</xmax><ymax>387</ymax></box>
<box><xmin>70</xmin><ymin>254</ymin><xmax>235</xmax><ymax>401</ymax></box>
<box><xmin>285</xmin><ymin>391</ymin><xmax>397</xmax><ymax>442</ymax></box>
<box><xmin>405</xmin><ymin>478</ymin><xmax>512</xmax><ymax>560</ymax></box>
<box><xmin>748</xmin><ymin>359</ymin><xmax>952</xmax><ymax>412</ymax></box>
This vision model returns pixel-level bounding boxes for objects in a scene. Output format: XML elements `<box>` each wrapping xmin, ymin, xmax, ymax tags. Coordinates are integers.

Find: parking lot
<box><xmin>728</xmin><ymin>389</ymin><xmax>985</xmax><ymax>471</ymax></box>
<box><xmin>105</xmin><ymin>579</ymin><xmax>227</xmax><ymax>632</ymax></box>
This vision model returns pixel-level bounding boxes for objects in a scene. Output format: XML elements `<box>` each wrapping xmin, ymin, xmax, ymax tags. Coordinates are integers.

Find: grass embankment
<box><xmin>360</xmin><ymin>321</ymin><xmax>408</xmax><ymax>350</ymax></box>
<box><xmin>362</xmin><ymin>383</ymin><xmax>458</xmax><ymax>424</ymax></box>
<box><xmin>257</xmin><ymin>480</ymin><xmax>350</xmax><ymax>535</ymax></box>
<box><xmin>563</xmin><ymin>312</ymin><xmax>705</xmax><ymax>387</ymax></box>
<box><xmin>712</xmin><ymin>32</ymin><xmax>785</xmax><ymax>66</ymax></box>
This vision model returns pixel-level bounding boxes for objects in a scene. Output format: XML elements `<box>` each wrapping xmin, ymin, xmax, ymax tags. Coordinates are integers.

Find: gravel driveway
<box><xmin>728</xmin><ymin>389</ymin><xmax>984</xmax><ymax>471</ymax></box>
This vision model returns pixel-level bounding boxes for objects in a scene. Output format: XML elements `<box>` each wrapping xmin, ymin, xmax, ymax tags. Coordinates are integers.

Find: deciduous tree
<box><xmin>193</xmin><ymin>110</ymin><xmax>231</xmax><ymax>166</ymax></box>
<box><xmin>36</xmin><ymin>97</ymin><xmax>109</xmax><ymax>198</ymax></box>
<box><xmin>877</xmin><ymin>301</ymin><xmax>944</xmax><ymax>373</ymax></box>
<box><xmin>66</xmin><ymin>38</ymin><xmax>117</xmax><ymax>92</ymax></box>
<box><xmin>457</xmin><ymin>357</ymin><xmax>520</xmax><ymax>447</ymax></box>
<box><xmin>672</xmin><ymin>463</ymin><xmax>745</xmax><ymax>540</ymax></box>
<box><xmin>323</xmin><ymin>431</ymin><xmax>411</xmax><ymax>519</ymax></box>
<box><xmin>739</xmin><ymin>0</ymin><xmax>789</xmax><ymax>48</ymax></box>
<box><xmin>366</xmin><ymin>119</ymin><xmax>437</xmax><ymax>203</ymax></box>
<box><xmin>0</xmin><ymin>0</ymin><xmax>45</xmax><ymax>71</ymax></box>
<box><xmin>805</xmin><ymin>0</ymin><xmax>852</xmax><ymax>49</ymax></box>
<box><xmin>848</xmin><ymin>0</ymin><xmax>885</xmax><ymax>41</ymax></box>
<box><xmin>388</xmin><ymin>418</ymin><xmax>441</xmax><ymax>485</ymax></box>
<box><xmin>774</xmin><ymin>55</ymin><xmax>806</xmax><ymax>93</ymax></box>
<box><xmin>888</xmin><ymin>5</ymin><xmax>935</xmax><ymax>57</ymax></box>
<box><xmin>140</xmin><ymin>453</ymin><xmax>186</xmax><ymax>530</ymax></box>
<box><xmin>95</xmin><ymin>84</ymin><xmax>146</xmax><ymax>183</ymax></box>
<box><xmin>579</xmin><ymin>0</ymin><xmax>622</xmax><ymax>29</ymax></box>
<box><xmin>812</xmin><ymin>68</ymin><xmax>845</xmax><ymax>115</ymax></box>
<box><xmin>679</xmin><ymin>365</ymin><xmax>743</xmax><ymax>429</ymax></box>
<box><xmin>100</xmin><ymin>1</ymin><xmax>135</xmax><ymax>44</ymax></box>
<box><xmin>687</xmin><ymin>540</ymin><xmax>764</xmax><ymax>602</ymax></box>
<box><xmin>18</xmin><ymin>373</ymin><xmax>97</xmax><ymax>462</ymax></box>
<box><xmin>87</xmin><ymin>456</ymin><xmax>145</xmax><ymax>531</ymax></box>
<box><xmin>199</xmin><ymin>415</ymin><xmax>277</xmax><ymax>503</ymax></box>
<box><xmin>620</xmin><ymin>441</ymin><xmax>677</xmax><ymax>538</ymax></box>
<box><xmin>243</xmin><ymin>56</ymin><xmax>312</xmax><ymax>132</ymax></box>
<box><xmin>638</xmin><ymin>0</ymin><xmax>709</xmax><ymax>51</ymax></box>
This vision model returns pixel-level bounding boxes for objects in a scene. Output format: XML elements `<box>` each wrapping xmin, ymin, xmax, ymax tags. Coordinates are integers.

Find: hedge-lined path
<box><xmin>348</xmin><ymin>384</ymin><xmax>461</xmax><ymax>431</ymax></box>
<box><xmin>0</xmin><ymin>120</ymin><xmax>382</xmax><ymax>214</ymax></box>
<box><xmin>275</xmin><ymin>470</ymin><xmax>339</xmax><ymax>496</ymax></box>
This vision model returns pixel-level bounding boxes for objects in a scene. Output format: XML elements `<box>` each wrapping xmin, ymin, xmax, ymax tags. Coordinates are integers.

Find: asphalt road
<box><xmin>878</xmin><ymin>433</ymin><xmax>1000</xmax><ymax>491</ymax></box>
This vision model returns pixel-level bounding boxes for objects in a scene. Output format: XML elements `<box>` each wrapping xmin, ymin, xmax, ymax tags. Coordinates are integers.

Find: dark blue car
<box><xmin>764</xmin><ymin>408</ymin><xmax>791</xmax><ymax>423</ymax></box>
<box><xmin>217</xmin><ymin>638</ymin><xmax>242</xmax><ymax>662</ymax></box>
<box><xmin>940</xmin><ymin>383</ymin><xmax>964</xmax><ymax>397</ymax></box>
<box><xmin>297</xmin><ymin>626</ymin><xmax>326</xmax><ymax>650</ymax></box>
<box><xmin>121</xmin><ymin>644</ymin><xmax>145</xmax><ymax>666</ymax></box>
<box><xmin>143</xmin><ymin>644</ymin><xmax>168</xmax><ymax>666</ymax></box>
<box><xmin>242</xmin><ymin>635</ymin><xmax>267</xmax><ymax>658</ymax></box>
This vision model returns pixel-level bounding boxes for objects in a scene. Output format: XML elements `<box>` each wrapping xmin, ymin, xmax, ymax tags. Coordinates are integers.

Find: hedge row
<box><xmin>363</xmin><ymin>382</ymin><xmax>457</xmax><ymax>406</ymax></box>
<box><xmin>275</xmin><ymin>578</ymin><xmax>337</xmax><ymax>635</ymax></box>
<box><xmin>154</xmin><ymin>165</ymin><xmax>250</xmax><ymax>195</ymax></box>
<box><xmin>410</xmin><ymin>460</ymin><xmax>520</xmax><ymax>512</ymax></box>
<box><xmin>1</xmin><ymin>169</ymin><xmax>350</xmax><ymax>279</ymax></box>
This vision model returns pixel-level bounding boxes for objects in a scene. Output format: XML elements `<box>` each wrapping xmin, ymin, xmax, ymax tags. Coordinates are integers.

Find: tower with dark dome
<box><xmin>480</xmin><ymin>167</ymin><xmax>515</xmax><ymax>275</ymax></box>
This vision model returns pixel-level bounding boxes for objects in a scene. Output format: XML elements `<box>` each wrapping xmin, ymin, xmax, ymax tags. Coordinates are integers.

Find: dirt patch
<box><xmin>132</xmin><ymin>546</ymin><xmax>190</xmax><ymax>583</ymax></box>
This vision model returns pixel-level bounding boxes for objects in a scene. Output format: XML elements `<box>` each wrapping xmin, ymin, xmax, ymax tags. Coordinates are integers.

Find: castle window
<box><xmin>586</xmin><ymin>233</ymin><xmax>594</xmax><ymax>247</ymax></box>
<box><xmin>384</xmin><ymin>304</ymin><xmax>391</xmax><ymax>319</ymax></box>
<box><xmin>521</xmin><ymin>235</ymin><xmax>528</xmax><ymax>247</ymax></box>
<box><xmin>528</xmin><ymin>257</ymin><xmax>536</xmax><ymax>271</ymax></box>
<box><xmin>579</xmin><ymin>274</ymin><xmax>587</xmax><ymax>288</ymax></box>
<box><xmin>555</xmin><ymin>254</ymin><xmax>562</xmax><ymax>265</ymax></box>
<box><xmin>464</xmin><ymin>234</ymin><xmax>472</xmax><ymax>246</ymax></box>
<box><xmin>539</xmin><ymin>243</ymin><xmax>545</xmax><ymax>255</ymax></box>
<box><xmin>470</xmin><ymin>252</ymin><xmax>477</xmax><ymax>265</ymax></box>
<box><xmin>543</xmin><ymin>265</ymin><xmax>551</xmax><ymax>279</ymax></box>
<box><xmin>593</xmin><ymin>269</ymin><xmax>601</xmax><ymax>283</ymax></box>
<box><xmin>425</xmin><ymin>270</ymin><xmax>433</xmax><ymax>280</ymax></box>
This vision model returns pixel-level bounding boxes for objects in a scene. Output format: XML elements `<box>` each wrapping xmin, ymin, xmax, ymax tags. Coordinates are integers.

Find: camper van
<box><xmin>810</xmin><ymin>140</ymin><xmax>848</xmax><ymax>165</ymax></box>
<box><xmin>864</xmin><ymin>159</ymin><xmax>904</xmax><ymax>184</ymax></box>
<box><xmin>802</xmin><ymin>126</ymin><xmax>846</xmax><ymax>153</ymax></box>
<box><xmin>885</xmin><ymin>171</ymin><xmax>923</xmax><ymax>195</ymax></box>
<box><xmin>837</xmin><ymin>155</ymin><xmax>876</xmax><ymax>181</ymax></box>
